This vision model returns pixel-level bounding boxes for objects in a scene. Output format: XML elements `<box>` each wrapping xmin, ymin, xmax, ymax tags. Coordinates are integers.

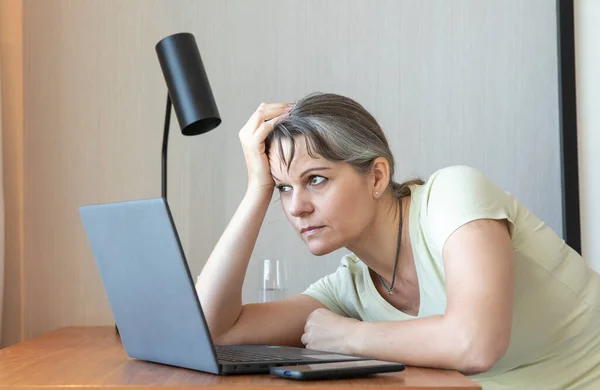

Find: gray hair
<box><xmin>266</xmin><ymin>92</ymin><xmax>423</xmax><ymax>199</ymax></box>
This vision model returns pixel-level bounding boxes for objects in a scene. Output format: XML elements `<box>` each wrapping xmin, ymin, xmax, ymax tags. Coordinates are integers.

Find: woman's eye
<box><xmin>276</xmin><ymin>176</ymin><xmax>327</xmax><ymax>193</ymax></box>
<box><xmin>309</xmin><ymin>176</ymin><xmax>327</xmax><ymax>186</ymax></box>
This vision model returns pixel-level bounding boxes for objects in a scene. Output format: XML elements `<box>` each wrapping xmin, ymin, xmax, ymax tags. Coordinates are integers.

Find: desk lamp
<box><xmin>155</xmin><ymin>32</ymin><xmax>221</xmax><ymax>200</ymax></box>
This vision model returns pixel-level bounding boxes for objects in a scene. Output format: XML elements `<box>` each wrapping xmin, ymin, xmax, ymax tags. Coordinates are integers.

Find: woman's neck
<box><xmin>346</xmin><ymin>195</ymin><xmax>413</xmax><ymax>287</ymax></box>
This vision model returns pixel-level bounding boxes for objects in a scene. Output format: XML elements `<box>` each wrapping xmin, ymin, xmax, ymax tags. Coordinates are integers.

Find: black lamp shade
<box><xmin>156</xmin><ymin>33</ymin><xmax>221</xmax><ymax>136</ymax></box>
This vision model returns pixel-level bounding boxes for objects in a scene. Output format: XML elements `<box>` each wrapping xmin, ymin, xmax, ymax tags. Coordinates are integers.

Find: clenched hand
<box><xmin>301</xmin><ymin>308</ymin><xmax>363</xmax><ymax>355</ymax></box>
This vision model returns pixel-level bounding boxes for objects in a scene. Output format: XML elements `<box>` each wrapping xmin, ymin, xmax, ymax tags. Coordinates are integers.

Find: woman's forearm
<box><xmin>350</xmin><ymin>315</ymin><xmax>500</xmax><ymax>375</ymax></box>
<box><xmin>195</xmin><ymin>187</ymin><xmax>273</xmax><ymax>340</ymax></box>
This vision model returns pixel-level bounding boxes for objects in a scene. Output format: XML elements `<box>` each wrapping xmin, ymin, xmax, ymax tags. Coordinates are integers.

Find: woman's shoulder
<box><xmin>418</xmin><ymin>165</ymin><xmax>508</xmax><ymax>204</ymax></box>
<box><xmin>424</xmin><ymin>165</ymin><xmax>492</xmax><ymax>188</ymax></box>
<box><xmin>414</xmin><ymin>165</ymin><xmax>516</xmax><ymax>255</ymax></box>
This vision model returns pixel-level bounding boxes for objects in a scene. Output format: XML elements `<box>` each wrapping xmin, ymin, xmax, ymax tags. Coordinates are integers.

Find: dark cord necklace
<box><xmin>376</xmin><ymin>198</ymin><xmax>403</xmax><ymax>295</ymax></box>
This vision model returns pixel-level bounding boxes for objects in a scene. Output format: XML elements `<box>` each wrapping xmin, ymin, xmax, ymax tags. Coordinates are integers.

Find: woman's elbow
<box><xmin>458</xmin><ymin>351</ymin><xmax>500</xmax><ymax>375</ymax></box>
<box><xmin>454</xmin><ymin>331</ymin><xmax>510</xmax><ymax>375</ymax></box>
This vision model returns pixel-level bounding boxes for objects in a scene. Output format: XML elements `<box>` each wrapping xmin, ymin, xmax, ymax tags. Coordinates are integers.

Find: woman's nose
<box><xmin>288</xmin><ymin>190</ymin><xmax>314</xmax><ymax>217</ymax></box>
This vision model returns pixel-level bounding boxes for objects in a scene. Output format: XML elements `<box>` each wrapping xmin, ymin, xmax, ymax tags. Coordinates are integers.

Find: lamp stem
<box><xmin>162</xmin><ymin>94</ymin><xmax>172</xmax><ymax>200</ymax></box>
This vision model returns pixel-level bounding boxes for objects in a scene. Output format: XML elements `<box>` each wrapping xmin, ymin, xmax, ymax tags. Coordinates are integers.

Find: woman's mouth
<box><xmin>301</xmin><ymin>226</ymin><xmax>325</xmax><ymax>236</ymax></box>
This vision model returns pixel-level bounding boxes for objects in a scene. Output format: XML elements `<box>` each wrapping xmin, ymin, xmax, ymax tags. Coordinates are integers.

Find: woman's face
<box><xmin>269</xmin><ymin>136</ymin><xmax>376</xmax><ymax>256</ymax></box>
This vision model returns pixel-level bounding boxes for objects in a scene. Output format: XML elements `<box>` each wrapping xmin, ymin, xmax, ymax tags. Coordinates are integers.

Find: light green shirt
<box><xmin>302</xmin><ymin>165</ymin><xmax>600</xmax><ymax>389</ymax></box>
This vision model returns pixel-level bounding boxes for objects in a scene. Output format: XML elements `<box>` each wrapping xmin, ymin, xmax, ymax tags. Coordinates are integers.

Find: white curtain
<box><xmin>0</xmin><ymin>59</ymin><xmax>4</xmax><ymax>345</ymax></box>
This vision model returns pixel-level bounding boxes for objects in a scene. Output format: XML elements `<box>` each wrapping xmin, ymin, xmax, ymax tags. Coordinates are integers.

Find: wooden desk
<box><xmin>0</xmin><ymin>326</ymin><xmax>480</xmax><ymax>389</ymax></box>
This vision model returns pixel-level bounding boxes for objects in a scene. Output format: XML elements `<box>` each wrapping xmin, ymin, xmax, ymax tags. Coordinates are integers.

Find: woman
<box><xmin>196</xmin><ymin>93</ymin><xmax>600</xmax><ymax>389</ymax></box>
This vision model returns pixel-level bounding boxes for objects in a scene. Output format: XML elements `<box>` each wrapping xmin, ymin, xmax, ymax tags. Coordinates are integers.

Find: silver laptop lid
<box><xmin>79</xmin><ymin>198</ymin><xmax>219</xmax><ymax>373</ymax></box>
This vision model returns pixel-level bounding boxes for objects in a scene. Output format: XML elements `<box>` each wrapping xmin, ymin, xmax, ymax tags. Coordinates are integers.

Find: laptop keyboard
<box><xmin>215</xmin><ymin>346</ymin><xmax>304</xmax><ymax>362</ymax></box>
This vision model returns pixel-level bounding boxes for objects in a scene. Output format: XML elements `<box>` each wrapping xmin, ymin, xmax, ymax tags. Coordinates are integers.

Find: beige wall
<box><xmin>3</xmin><ymin>0</ymin><xmax>566</xmax><ymax>343</ymax></box>
<box><xmin>21</xmin><ymin>0</ymin><xmax>163</xmax><ymax>339</ymax></box>
<box><xmin>575</xmin><ymin>0</ymin><xmax>600</xmax><ymax>272</ymax></box>
<box><xmin>0</xmin><ymin>0</ymin><xmax>24</xmax><ymax>348</ymax></box>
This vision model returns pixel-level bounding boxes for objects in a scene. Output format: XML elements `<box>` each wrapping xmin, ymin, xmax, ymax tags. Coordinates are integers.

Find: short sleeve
<box><xmin>301</xmin><ymin>266</ymin><xmax>348</xmax><ymax>317</ymax></box>
<box><xmin>422</xmin><ymin>165</ymin><xmax>514</xmax><ymax>258</ymax></box>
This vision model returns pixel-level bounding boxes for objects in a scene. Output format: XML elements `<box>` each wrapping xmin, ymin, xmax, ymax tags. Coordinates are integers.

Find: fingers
<box><xmin>243</xmin><ymin>103</ymin><xmax>293</xmax><ymax>136</ymax></box>
<box><xmin>301</xmin><ymin>308</ymin><xmax>322</xmax><ymax>347</ymax></box>
<box><xmin>253</xmin><ymin>112</ymin><xmax>288</xmax><ymax>142</ymax></box>
<box><xmin>301</xmin><ymin>332</ymin><xmax>308</xmax><ymax>346</ymax></box>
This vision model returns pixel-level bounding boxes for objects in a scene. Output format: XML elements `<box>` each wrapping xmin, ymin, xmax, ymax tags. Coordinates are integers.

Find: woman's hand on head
<box><xmin>239</xmin><ymin>102</ymin><xmax>292</xmax><ymax>193</ymax></box>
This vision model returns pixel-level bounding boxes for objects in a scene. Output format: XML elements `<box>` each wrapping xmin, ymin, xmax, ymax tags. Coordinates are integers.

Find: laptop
<box><xmin>79</xmin><ymin>197</ymin><xmax>371</xmax><ymax>375</ymax></box>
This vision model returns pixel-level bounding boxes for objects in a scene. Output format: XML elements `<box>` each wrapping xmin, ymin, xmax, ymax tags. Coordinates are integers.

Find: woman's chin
<box><xmin>306</xmin><ymin>240</ymin><xmax>339</xmax><ymax>256</ymax></box>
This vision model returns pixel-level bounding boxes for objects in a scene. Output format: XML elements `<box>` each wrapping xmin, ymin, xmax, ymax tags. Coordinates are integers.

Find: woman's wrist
<box><xmin>246</xmin><ymin>183</ymin><xmax>274</xmax><ymax>199</ymax></box>
<box><xmin>347</xmin><ymin>320</ymin><xmax>368</xmax><ymax>356</ymax></box>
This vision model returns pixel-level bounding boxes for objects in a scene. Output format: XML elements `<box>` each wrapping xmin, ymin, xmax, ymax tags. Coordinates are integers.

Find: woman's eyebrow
<box><xmin>271</xmin><ymin>167</ymin><xmax>331</xmax><ymax>182</ymax></box>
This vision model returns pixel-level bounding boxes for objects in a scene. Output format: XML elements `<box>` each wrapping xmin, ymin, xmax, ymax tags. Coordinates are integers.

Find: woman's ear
<box><xmin>370</xmin><ymin>157</ymin><xmax>391</xmax><ymax>197</ymax></box>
